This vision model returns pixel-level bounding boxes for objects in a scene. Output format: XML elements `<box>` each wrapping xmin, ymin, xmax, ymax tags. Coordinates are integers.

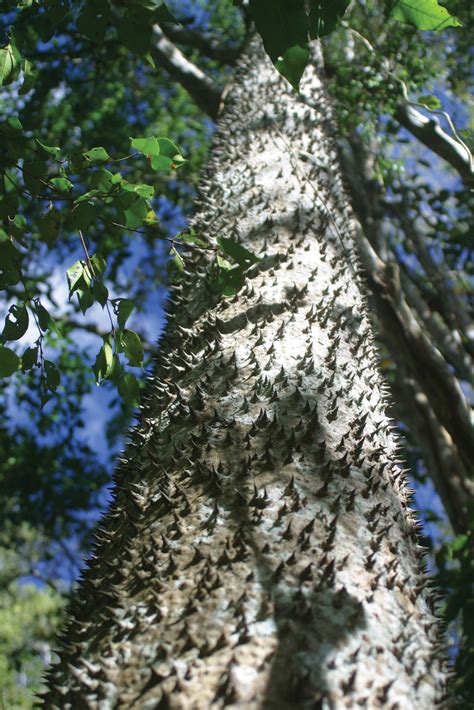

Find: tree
<box><xmin>42</xmin><ymin>35</ymin><xmax>451</xmax><ymax>708</ymax></box>
<box><xmin>0</xmin><ymin>0</ymin><xmax>472</xmax><ymax>705</ymax></box>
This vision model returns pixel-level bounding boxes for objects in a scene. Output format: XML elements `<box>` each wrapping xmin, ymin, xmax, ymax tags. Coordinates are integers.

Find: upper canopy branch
<box><xmin>395</xmin><ymin>103</ymin><xmax>474</xmax><ymax>185</ymax></box>
<box><xmin>151</xmin><ymin>25</ymin><xmax>222</xmax><ymax>118</ymax></box>
<box><xmin>159</xmin><ymin>22</ymin><xmax>242</xmax><ymax>64</ymax></box>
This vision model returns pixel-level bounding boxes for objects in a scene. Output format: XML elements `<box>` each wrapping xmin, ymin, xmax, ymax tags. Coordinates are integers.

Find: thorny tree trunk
<box><xmin>44</xmin><ymin>39</ymin><xmax>449</xmax><ymax>709</ymax></box>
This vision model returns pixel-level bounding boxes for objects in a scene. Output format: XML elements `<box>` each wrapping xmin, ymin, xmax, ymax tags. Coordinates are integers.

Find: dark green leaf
<box><xmin>218</xmin><ymin>237</ymin><xmax>260</xmax><ymax>268</ymax></box>
<box><xmin>21</xmin><ymin>345</ymin><xmax>38</xmax><ymax>371</ymax></box>
<box><xmin>0</xmin><ymin>345</ymin><xmax>21</xmax><ymax>377</ymax></box>
<box><xmin>112</xmin><ymin>298</ymin><xmax>135</xmax><ymax>329</ymax></box>
<box><xmin>118</xmin><ymin>372</ymin><xmax>140</xmax><ymax>406</ymax></box>
<box><xmin>39</xmin><ymin>207</ymin><xmax>61</xmax><ymax>247</ymax></box>
<box><xmin>2</xmin><ymin>303</ymin><xmax>29</xmax><ymax>341</ymax></box>
<box><xmin>120</xmin><ymin>329</ymin><xmax>144</xmax><ymax>366</ymax></box>
<box><xmin>308</xmin><ymin>0</ymin><xmax>350</xmax><ymax>39</ymax></box>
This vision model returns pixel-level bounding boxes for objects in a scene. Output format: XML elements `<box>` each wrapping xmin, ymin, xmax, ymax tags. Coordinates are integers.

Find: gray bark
<box><xmin>43</xmin><ymin>39</ymin><xmax>448</xmax><ymax>709</ymax></box>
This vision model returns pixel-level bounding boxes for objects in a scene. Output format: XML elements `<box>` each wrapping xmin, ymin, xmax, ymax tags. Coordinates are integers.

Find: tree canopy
<box><xmin>0</xmin><ymin>0</ymin><xmax>472</xmax><ymax>706</ymax></box>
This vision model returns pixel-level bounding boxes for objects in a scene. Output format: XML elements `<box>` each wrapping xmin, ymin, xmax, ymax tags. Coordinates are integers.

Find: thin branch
<box><xmin>159</xmin><ymin>22</ymin><xmax>241</xmax><ymax>64</ymax></box>
<box><xmin>150</xmin><ymin>25</ymin><xmax>222</xmax><ymax>118</ymax></box>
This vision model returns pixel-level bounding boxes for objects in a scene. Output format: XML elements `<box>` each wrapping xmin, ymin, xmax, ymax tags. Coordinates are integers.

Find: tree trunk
<box><xmin>43</xmin><ymin>38</ymin><xmax>448</xmax><ymax>709</ymax></box>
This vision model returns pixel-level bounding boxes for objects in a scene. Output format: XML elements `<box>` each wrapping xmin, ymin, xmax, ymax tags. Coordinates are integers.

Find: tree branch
<box><xmin>395</xmin><ymin>103</ymin><xmax>474</xmax><ymax>185</ymax></box>
<box><xmin>150</xmin><ymin>25</ymin><xmax>222</xmax><ymax>118</ymax></box>
<box><xmin>159</xmin><ymin>22</ymin><xmax>241</xmax><ymax>64</ymax></box>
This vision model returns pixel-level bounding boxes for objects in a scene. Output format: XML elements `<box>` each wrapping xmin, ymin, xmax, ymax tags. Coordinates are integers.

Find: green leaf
<box><xmin>67</xmin><ymin>260</ymin><xmax>85</xmax><ymax>296</ymax></box>
<box><xmin>49</xmin><ymin>176</ymin><xmax>73</xmax><ymax>192</ymax></box>
<box><xmin>0</xmin><ymin>35</ymin><xmax>22</xmax><ymax>87</ymax></box>
<box><xmin>218</xmin><ymin>237</ymin><xmax>260</xmax><ymax>268</ymax></box>
<box><xmin>21</xmin><ymin>345</ymin><xmax>38</xmax><ymax>371</ymax></box>
<box><xmin>77</xmin><ymin>1</ymin><xmax>109</xmax><ymax>44</ymax></box>
<box><xmin>131</xmin><ymin>136</ymin><xmax>161</xmax><ymax>156</ymax></box>
<box><xmin>118</xmin><ymin>371</ymin><xmax>140</xmax><ymax>406</ymax></box>
<box><xmin>2</xmin><ymin>303</ymin><xmax>29</xmax><ymax>341</ymax></box>
<box><xmin>122</xmin><ymin>181</ymin><xmax>155</xmax><ymax>199</ymax></box>
<box><xmin>275</xmin><ymin>44</ymin><xmax>310</xmax><ymax>91</ymax></box>
<box><xmin>36</xmin><ymin>303</ymin><xmax>52</xmax><ymax>333</ymax></box>
<box><xmin>83</xmin><ymin>146</ymin><xmax>110</xmax><ymax>163</ymax></box>
<box><xmin>39</xmin><ymin>207</ymin><xmax>61</xmax><ymax>247</ymax></box>
<box><xmin>112</xmin><ymin>298</ymin><xmax>135</xmax><ymax>328</ymax></box>
<box><xmin>23</xmin><ymin>158</ymin><xmax>48</xmax><ymax>195</ymax></box>
<box><xmin>35</xmin><ymin>138</ymin><xmax>61</xmax><ymax>160</ymax></box>
<box><xmin>451</xmin><ymin>534</ymin><xmax>469</xmax><ymax>554</ymax></box>
<box><xmin>0</xmin><ymin>345</ymin><xmax>21</xmax><ymax>377</ymax></box>
<box><xmin>167</xmin><ymin>246</ymin><xmax>185</xmax><ymax>279</ymax></box>
<box><xmin>417</xmin><ymin>94</ymin><xmax>442</xmax><ymax>109</ymax></box>
<box><xmin>19</xmin><ymin>57</ymin><xmax>37</xmax><ymax>94</ymax></box>
<box><xmin>93</xmin><ymin>279</ymin><xmax>109</xmax><ymax>306</ymax></box>
<box><xmin>389</xmin><ymin>0</ymin><xmax>462</xmax><ymax>30</ymax></box>
<box><xmin>0</xmin><ymin>192</ymin><xmax>20</xmax><ymax>218</ymax></box>
<box><xmin>90</xmin><ymin>253</ymin><xmax>107</xmax><ymax>275</ymax></box>
<box><xmin>92</xmin><ymin>341</ymin><xmax>115</xmax><ymax>382</ymax></box>
<box><xmin>70</xmin><ymin>201</ymin><xmax>97</xmax><ymax>231</ymax></box>
<box><xmin>0</xmin><ymin>241</ymin><xmax>22</xmax><ymax>288</ymax></box>
<box><xmin>120</xmin><ymin>329</ymin><xmax>144</xmax><ymax>366</ymax></box>
<box><xmin>44</xmin><ymin>359</ymin><xmax>60</xmax><ymax>391</ymax></box>
<box><xmin>116</xmin><ymin>191</ymin><xmax>148</xmax><ymax>229</ymax></box>
<box><xmin>309</xmin><ymin>0</ymin><xmax>350</xmax><ymax>39</ymax></box>
<box><xmin>248</xmin><ymin>0</ymin><xmax>308</xmax><ymax>62</ymax></box>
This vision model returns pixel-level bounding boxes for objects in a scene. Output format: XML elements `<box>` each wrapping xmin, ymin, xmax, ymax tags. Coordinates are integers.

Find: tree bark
<box><xmin>43</xmin><ymin>38</ymin><xmax>449</xmax><ymax>709</ymax></box>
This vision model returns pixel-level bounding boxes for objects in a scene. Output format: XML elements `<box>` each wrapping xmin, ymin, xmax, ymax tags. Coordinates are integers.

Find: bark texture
<box><xmin>43</xmin><ymin>39</ymin><xmax>448</xmax><ymax>709</ymax></box>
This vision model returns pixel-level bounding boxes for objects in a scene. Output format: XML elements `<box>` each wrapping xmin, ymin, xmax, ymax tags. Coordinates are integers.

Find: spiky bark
<box><xmin>43</xmin><ymin>39</ymin><xmax>448</xmax><ymax>709</ymax></box>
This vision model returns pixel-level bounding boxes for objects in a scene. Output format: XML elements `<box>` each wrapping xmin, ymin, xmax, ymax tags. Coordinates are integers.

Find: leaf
<box><xmin>92</xmin><ymin>341</ymin><xmax>115</xmax><ymax>382</ymax></box>
<box><xmin>92</xmin><ymin>279</ymin><xmax>109</xmax><ymax>306</ymax></box>
<box><xmin>19</xmin><ymin>57</ymin><xmax>37</xmax><ymax>95</ymax></box>
<box><xmin>167</xmin><ymin>246</ymin><xmax>185</xmax><ymax>279</ymax></box>
<box><xmin>36</xmin><ymin>303</ymin><xmax>52</xmax><ymax>332</ymax></box>
<box><xmin>248</xmin><ymin>0</ymin><xmax>309</xmax><ymax>87</ymax></box>
<box><xmin>0</xmin><ymin>35</ymin><xmax>22</xmax><ymax>86</ymax></box>
<box><xmin>49</xmin><ymin>176</ymin><xmax>73</xmax><ymax>192</ymax></box>
<box><xmin>83</xmin><ymin>146</ymin><xmax>110</xmax><ymax>163</ymax></box>
<box><xmin>309</xmin><ymin>0</ymin><xmax>351</xmax><ymax>39</ymax></box>
<box><xmin>77</xmin><ymin>1</ymin><xmax>109</xmax><ymax>44</ymax></box>
<box><xmin>90</xmin><ymin>253</ymin><xmax>107</xmax><ymax>275</ymax></box>
<box><xmin>44</xmin><ymin>359</ymin><xmax>60</xmax><ymax>391</ymax></box>
<box><xmin>389</xmin><ymin>0</ymin><xmax>462</xmax><ymax>30</ymax></box>
<box><xmin>0</xmin><ymin>241</ymin><xmax>23</xmax><ymax>288</ymax></box>
<box><xmin>2</xmin><ymin>303</ymin><xmax>29</xmax><ymax>341</ymax></box>
<box><xmin>23</xmin><ymin>158</ymin><xmax>48</xmax><ymax>195</ymax></box>
<box><xmin>112</xmin><ymin>298</ymin><xmax>135</xmax><ymax>328</ymax></box>
<box><xmin>67</xmin><ymin>260</ymin><xmax>85</xmax><ymax>296</ymax></box>
<box><xmin>131</xmin><ymin>136</ymin><xmax>161</xmax><ymax>156</ymax></box>
<box><xmin>417</xmin><ymin>94</ymin><xmax>442</xmax><ymax>109</ymax></box>
<box><xmin>35</xmin><ymin>138</ymin><xmax>61</xmax><ymax>159</ymax></box>
<box><xmin>218</xmin><ymin>237</ymin><xmax>260</xmax><ymax>268</ymax></box>
<box><xmin>21</xmin><ymin>345</ymin><xmax>38</xmax><ymax>371</ymax></box>
<box><xmin>120</xmin><ymin>329</ymin><xmax>144</xmax><ymax>366</ymax></box>
<box><xmin>122</xmin><ymin>181</ymin><xmax>155</xmax><ymax>199</ymax></box>
<box><xmin>39</xmin><ymin>207</ymin><xmax>61</xmax><ymax>247</ymax></box>
<box><xmin>118</xmin><ymin>372</ymin><xmax>140</xmax><ymax>406</ymax></box>
<box><xmin>70</xmin><ymin>201</ymin><xmax>97</xmax><ymax>231</ymax></box>
<box><xmin>275</xmin><ymin>44</ymin><xmax>310</xmax><ymax>91</ymax></box>
<box><xmin>0</xmin><ymin>345</ymin><xmax>21</xmax><ymax>377</ymax></box>
<box><xmin>451</xmin><ymin>534</ymin><xmax>469</xmax><ymax>554</ymax></box>
<box><xmin>0</xmin><ymin>192</ymin><xmax>19</xmax><ymax>218</ymax></box>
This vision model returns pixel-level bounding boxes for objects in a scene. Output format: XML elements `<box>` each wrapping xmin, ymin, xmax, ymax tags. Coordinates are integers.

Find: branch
<box><xmin>355</xmin><ymin>226</ymin><xmax>474</xmax><ymax>468</ymax></box>
<box><xmin>159</xmin><ymin>22</ymin><xmax>241</xmax><ymax>64</ymax></box>
<box><xmin>150</xmin><ymin>25</ymin><xmax>222</xmax><ymax>118</ymax></box>
<box><xmin>395</xmin><ymin>103</ymin><xmax>474</xmax><ymax>186</ymax></box>
<box><xmin>391</xmin><ymin>370</ymin><xmax>473</xmax><ymax>535</ymax></box>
